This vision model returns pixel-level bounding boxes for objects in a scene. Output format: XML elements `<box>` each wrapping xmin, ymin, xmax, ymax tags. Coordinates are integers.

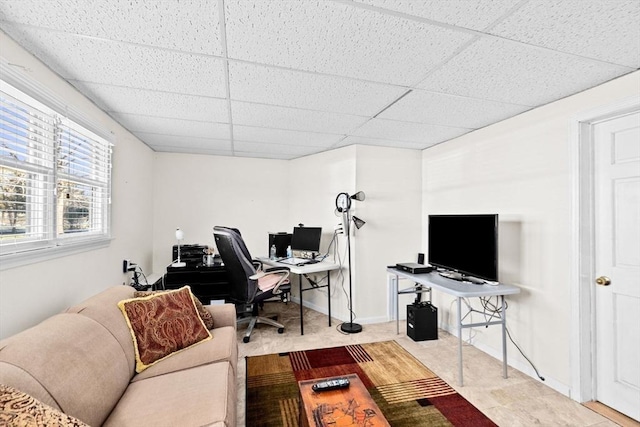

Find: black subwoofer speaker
<box><xmin>407</xmin><ymin>302</ymin><xmax>438</xmax><ymax>341</ymax></box>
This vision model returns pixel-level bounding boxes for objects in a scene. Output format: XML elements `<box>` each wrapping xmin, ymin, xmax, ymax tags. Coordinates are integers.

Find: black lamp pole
<box><xmin>341</xmin><ymin>210</ymin><xmax>362</xmax><ymax>334</ymax></box>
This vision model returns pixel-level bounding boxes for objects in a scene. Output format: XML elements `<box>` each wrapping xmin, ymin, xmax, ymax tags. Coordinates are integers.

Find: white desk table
<box><xmin>258</xmin><ymin>258</ymin><xmax>340</xmax><ymax>335</ymax></box>
<box><xmin>387</xmin><ymin>267</ymin><xmax>520</xmax><ymax>386</ymax></box>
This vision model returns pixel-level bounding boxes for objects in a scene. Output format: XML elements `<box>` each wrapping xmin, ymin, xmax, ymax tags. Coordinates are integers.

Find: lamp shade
<box><xmin>350</xmin><ymin>191</ymin><xmax>365</xmax><ymax>202</ymax></box>
<box><xmin>175</xmin><ymin>228</ymin><xmax>184</xmax><ymax>240</ymax></box>
<box><xmin>352</xmin><ymin>216</ymin><xmax>366</xmax><ymax>229</ymax></box>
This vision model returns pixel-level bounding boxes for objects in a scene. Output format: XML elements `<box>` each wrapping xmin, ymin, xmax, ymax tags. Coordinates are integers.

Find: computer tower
<box><xmin>407</xmin><ymin>302</ymin><xmax>438</xmax><ymax>341</ymax></box>
<box><xmin>268</xmin><ymin>232</ymin><xmax>292</xmax><ymax>257</ymax></box>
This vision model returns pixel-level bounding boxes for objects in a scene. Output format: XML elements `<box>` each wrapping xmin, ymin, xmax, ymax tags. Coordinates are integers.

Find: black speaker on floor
<box><xmin>407</xmin><ymin>302</ymin><xmax>438</xmax><ymax>341</ymax></box>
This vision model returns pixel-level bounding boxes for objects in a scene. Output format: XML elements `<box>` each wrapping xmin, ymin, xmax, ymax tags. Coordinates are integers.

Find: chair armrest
<box><xmin>204</xmin><ymin>303</ymin><xmax>237</xmax><ymax>330</ymax></box>
<box><xmin>250</xmin><ymin>266</ymin><xmax>290</xmax><ymax>280</ymax></box>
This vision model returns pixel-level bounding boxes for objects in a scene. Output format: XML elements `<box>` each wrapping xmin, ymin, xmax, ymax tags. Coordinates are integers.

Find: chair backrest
<box><xmin>213</xmin><ymin>226</ymin><xmax>258</xmax><ymax>304</ymax></box>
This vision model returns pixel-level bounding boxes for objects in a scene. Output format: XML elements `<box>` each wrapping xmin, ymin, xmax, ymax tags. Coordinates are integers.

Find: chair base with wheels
<box><xmin>235</xmin><ymin>295</ymin><xmax>289</xmax><ymax>343</ymax></box>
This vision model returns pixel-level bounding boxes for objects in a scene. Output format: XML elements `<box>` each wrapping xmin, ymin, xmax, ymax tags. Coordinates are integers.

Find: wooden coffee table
<box><xmin>298</xmin><ymin>373</ymin><xmax>390</xmax><ymax>427</ymax></box>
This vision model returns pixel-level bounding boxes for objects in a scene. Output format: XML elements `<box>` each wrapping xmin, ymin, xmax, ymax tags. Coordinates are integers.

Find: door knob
<box><xmin>595</xmin><ymin>276</ymin><xmax>611</xmax><ymax>286</ymax></box>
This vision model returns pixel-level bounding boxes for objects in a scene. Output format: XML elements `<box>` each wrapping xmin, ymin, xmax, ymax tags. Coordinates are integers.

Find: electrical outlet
<box><xmin>123</xmin><ymin>259</ymin><xmax>137</xmax><ymax>273</ymax></box>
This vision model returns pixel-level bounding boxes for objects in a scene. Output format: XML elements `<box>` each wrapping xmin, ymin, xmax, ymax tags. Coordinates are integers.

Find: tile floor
<box><xmin>235</xmin><ymin>302</ymin><xmax>622</xmax><ymax>427</ymax></box>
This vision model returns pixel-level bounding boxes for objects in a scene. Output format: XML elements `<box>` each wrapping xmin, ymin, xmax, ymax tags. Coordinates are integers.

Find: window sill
<box><xmin>0</xmin><ymin>237</ymin><xmax>112</xmax><ymax>271</ymax></box>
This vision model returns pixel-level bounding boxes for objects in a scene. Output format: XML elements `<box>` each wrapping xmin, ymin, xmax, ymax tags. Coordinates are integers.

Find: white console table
<box><xmin>387</xmin><ymin>267</ymin><xmax>521</xmax><ymax>386</ymax></box>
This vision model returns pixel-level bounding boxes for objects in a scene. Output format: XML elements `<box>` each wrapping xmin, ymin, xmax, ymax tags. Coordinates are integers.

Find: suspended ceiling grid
<box><xmin>0</xmin><ymin>0</ymin><xmax>637</xmax><ymax>160</ymax></box>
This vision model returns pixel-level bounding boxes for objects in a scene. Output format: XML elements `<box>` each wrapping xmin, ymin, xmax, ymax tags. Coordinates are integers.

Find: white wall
<box><xmin>288</xmin><ymin>145</ymin><xmax>422</xmax><ymax>325</ymax></box>
<box><xmin>151</xmin><ymin>153</ymin><xmax>290</xmax><ymax>272</ymax></box>
<box><xmin>0</xmin><ymin>33</ymin><xmax>155</xmax><ymax>339</ymax></box>
<box><xmin>352</xmin><ymin>145</ymin><xmax>422</xmax><ymax>322</ymax></box>
<box><xmin>422</xmin><ymin>71</ymin><xmax>640</xmax><ymax>392</ymax></box>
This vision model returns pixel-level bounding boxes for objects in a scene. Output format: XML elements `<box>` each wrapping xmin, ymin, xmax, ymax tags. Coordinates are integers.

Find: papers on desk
<box><xmin>278</xmin><ymin>257</ymin><xmax>318</xmax><ymax>266</ymax></box>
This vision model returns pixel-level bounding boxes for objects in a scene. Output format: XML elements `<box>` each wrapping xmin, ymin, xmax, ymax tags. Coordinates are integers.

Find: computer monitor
<box><xmin>291</xmin><ymin>227</ymin><xmax>322</xmax><ymax>252</ymax></box>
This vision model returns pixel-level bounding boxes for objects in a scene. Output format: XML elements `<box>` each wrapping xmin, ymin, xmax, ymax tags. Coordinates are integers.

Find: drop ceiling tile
<box><xmin>232</xmin><ymin>151</ymin><xmax>294</xmax><ymax>160</ymax></box>
<box><xmin>0</xmin><ymin>0</ymin><xmax>222</xmax><ymax>55</ymax></box>
<box><xmin>234</xmin><ymin>140</ymin><xmax>325</xmax><ymax>158</ymax></box>
<box><xmin>233</xmin><ymin>125</ymin><xmax>343</xmax><ymax>147</ymax></box>
<box><xmin>71</xmin><ymin>82</ymin><xmax>228</xmax><ymax>122</ymax></box>
<box><xmin>338</xmin><ymin>135</ymin><xmax>430</xmax><ymax>150</ymax></box>
<box><xmin>111</xmin><ymin>113</ymin><xmax>229</xmax><ymax>139</ymax></box>
<box><xmin>229</xmin><ymin>61</ymin><xmax>406</xmax><ymax>116</ymax></box>
<box><xmin>489</xmin><ymin>0</ymin><xmax>640</xmax><ymax>68</ymax></box>
<box><xmin>352</xmin><ymin>118</ymin><xmax>471</xmax><ymax>146</ymax></box>
<box><xmin>378</xmin><ymin>89</ymin><xmax>531</xmax><ymax>129</ymax></box>
<box><xmin>231</xmin><ymin>101</ymin><xmax>367</xmax><ymax>134</ymax></box>
<box><xmin>0</xmin><ymin>25</ymin><xmax>227</xmax><ymax>97</ymax></box>
<box><xmin>134</xmin><ymin>133</ymin><xmax>232</xmax><ymax>152</ymax></box>
<box><xmin>352</xmin><ymin>0</ymin><xmax>520</xmax><ymax>31</ymax></box>
<box><xmin>417</xmin><ymin>36</ymin><xmax>634</xmax><ymax>106</ymax></box>
<box><xmin>225</xmin><ymin>0</ymin><xmax>473</xmax><ymax>85</ymax></box>
<box><xmin>153</xmin><ymin>145</ymin><xmax>233</xmax><ymax>157</ymax></box>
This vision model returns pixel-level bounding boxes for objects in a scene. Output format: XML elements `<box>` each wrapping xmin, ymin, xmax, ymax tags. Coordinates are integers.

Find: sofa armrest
<box><xmin>205</xmin><ymin>304</ymin><xmax>236</xmax><ymax>330</ymax></box>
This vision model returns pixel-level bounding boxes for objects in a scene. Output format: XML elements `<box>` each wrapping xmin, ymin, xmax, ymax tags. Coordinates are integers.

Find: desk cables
<box><xmin>479</xmin><ymin>296</ymin><xmax>544</xmax><ymax>381</ymax></box>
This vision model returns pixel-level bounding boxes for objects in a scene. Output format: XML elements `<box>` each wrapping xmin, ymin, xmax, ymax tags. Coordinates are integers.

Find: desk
<box><xmin>387</xmin><ymin>268</ymin><xmax>520</xmax><ymax>386</ymax></box>
<box><xmin>259</xmin><ymin>258</ymin><xmax>340</xmax><ymax>335</ymax></box>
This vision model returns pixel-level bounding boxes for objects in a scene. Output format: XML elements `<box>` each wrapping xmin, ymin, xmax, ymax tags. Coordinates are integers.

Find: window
<box><xmin>0</xmin><ymin>79</ymin><xmax>112</xmax><ymax>264</ymax></box>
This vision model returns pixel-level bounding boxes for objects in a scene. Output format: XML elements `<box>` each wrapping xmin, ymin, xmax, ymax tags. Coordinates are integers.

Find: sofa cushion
<box><xmin>118</xmin><ymin>286</ymin><xmax>212</xmax><ymax>373</ymax></box>
<box><xmin>104</xmin><ymin>362</ymin><xmax>236</xmax><ymax>427</ymax></box>
<box><xmin>0</xmin><ymin>314</ymin><xmax>131</xmax><ymax>427</ymax></box>
<box><xmin>0</xmin><ymin>384</ymin><xmax>90</xmax><ymax>427</ymax></box>
<box><xmin>131</xmin><ymin>325</ymin><xmax>237</xmax><ymax>382</ymax></box>
<box><xmin>134</xmin><ymin>289</ymin><xmax>214</xmax><ymax>329</ymax></box>
<box><xmin>65</xmin><ymin>285</ymin><xmax>138</xmax><ymax>374</ymax></box>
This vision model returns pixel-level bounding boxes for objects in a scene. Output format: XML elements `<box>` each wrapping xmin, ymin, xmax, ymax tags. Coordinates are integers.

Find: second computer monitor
<box><xmin>291</xmin><ymin>227</ymin><xmax>322</xmax><ymax>253</ymax></box>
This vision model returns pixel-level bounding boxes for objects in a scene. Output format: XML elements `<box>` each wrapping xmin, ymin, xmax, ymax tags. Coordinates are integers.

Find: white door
<box><xmin>594</xmin><ymin>111</ymin><xmax>640</xmax><ymax>421</ymax></box>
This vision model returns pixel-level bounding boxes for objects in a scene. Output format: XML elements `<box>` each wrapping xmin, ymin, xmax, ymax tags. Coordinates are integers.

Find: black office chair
<box><xmin>213</xmin><ymin>226</ymin><xmax>291</xmax><ymax>343</ymax></box>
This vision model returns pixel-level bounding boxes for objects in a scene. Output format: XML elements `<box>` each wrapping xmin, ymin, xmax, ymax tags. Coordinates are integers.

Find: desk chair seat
<box><xmin>214</xmin><ymin>226</ymin><xmax>291</xmax><ymax>343</ymax></box>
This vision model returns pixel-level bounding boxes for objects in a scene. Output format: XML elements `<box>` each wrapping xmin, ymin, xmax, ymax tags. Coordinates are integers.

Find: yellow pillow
<box><xmin>118</xmin><ymin>286</ymin><xmax>212</xmax><ymax>373</ymax></box>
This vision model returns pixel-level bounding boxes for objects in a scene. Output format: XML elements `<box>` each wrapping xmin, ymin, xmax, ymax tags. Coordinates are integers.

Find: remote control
<box><xmin>311</xmin><ymin>377</ymin><xmax>350</xmax><ymax>392</ymax></box>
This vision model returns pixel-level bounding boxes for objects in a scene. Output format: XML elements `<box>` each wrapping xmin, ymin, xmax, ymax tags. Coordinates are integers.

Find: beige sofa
<box><xmin>0</xmin><ymin>285</ymin><xmax>237</xmax><ymax>426</ymax></box>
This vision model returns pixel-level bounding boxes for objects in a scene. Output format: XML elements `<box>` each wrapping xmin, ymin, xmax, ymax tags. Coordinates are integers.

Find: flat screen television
<box><xmin>291</xmin><ymin>226</ymin><xmax>322</xmax><ymax>252</ymax></box>
<box><xmin>428</xmin><ymin>214</ymin><xmax>498</xmax><ymax>282</ymax></box>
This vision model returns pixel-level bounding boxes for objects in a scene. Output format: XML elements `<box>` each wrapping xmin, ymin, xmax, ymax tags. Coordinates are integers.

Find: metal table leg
<box><xmin>457</xmin><ymin>297</ymin><xmax>464</xmax><ymax>386</ymax></box>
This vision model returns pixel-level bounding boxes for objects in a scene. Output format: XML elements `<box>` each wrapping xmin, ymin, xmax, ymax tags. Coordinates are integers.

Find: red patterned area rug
<box><xmin>246</xmin><ymin>340</ymin><xmax>497</xmax><ymax>426</ymax></box>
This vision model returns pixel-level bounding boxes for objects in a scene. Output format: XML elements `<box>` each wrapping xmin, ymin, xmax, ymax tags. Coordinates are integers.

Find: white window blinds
<box><xmin>0</xmin><ymin>79</ymin><xmax>112</xmax><ymax>259</ymax></box>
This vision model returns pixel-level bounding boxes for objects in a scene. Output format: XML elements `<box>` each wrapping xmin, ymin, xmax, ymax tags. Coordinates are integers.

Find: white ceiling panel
<box><xmin>0</xmin><ymin>0</ymin><xmax>222</xmax><ymax>55</ymax></box>
<box><xmin>228</xmin><ymin>61</ymin><xmax>407</xmax><ymax>116</ymax></box>
<box><xmin>352</xmin><ymin>118</ymin><xmax>471</xmax><ymax>146</ymax></box>
<box><xmin>234</xmin><ymin>140</ymin><xmax>326</xmax><ymax>159</ymax></box>
<box><xmin>417</xmin><ymin>36</ymin><xmax>634</xmax><ymax>106</ymax></box>
<box><xmin>1</xmin><ymin>25</ymin><xmax>227</xmax><ymax>97</ymax></box>
<box><xmin>225</xmin><ymin>0</ymin><xmax>474</xmax><ymax>85</ymax></box>
<box><xmin>351</xmin><ymin>0</ymin><xmax>521</xmax><ymax>31</ymax></box>
<box><xmin>338</xmin><ymin>135</ymin><xmax>431</xmax><ymax>150</ymax></box>
<box><xmin>231</xmin><ymin>101</ymin><xmax>367</xmax><ymax>135</ymax></box>
<box><xmin>0</xmin><ymin>0</ymin><xmax>637</xmax><ymax>160</ymax></box>
<box><xmin>71</xmin><ymin>82</ymin><xmax>229</xmax><ymax>122</ymax></box>
<box><xmin>233</xmin><ymin>125</ymin><xmax>343</xmax><ymax>148</ymax></box>
<box><xmin>134</xmin><ymin>133</ymin><xmax>232</xmax><ymax>152</ymax></box>
<box><xmin>489</xmin><ymin>0</ymin><xmax>640</xmax><ymax>68</ymax></box>
<box><xmin>378</xmin><ymin>89</ymin><xmax>532</xmax><ymax>129</ymax></box>
<box><xmin>111</xmin><ymin>113</ymin><xmax>230</xmax><ymax>140</ymax></box>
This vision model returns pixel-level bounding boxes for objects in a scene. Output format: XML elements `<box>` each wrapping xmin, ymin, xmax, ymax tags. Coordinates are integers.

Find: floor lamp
<box><xmin>335</xmin><ymin>191</ymin><xmax>366</xmax><ymax>334</ymax></box>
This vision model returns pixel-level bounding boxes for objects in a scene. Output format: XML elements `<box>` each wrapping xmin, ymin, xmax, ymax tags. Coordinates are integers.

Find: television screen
<box><xmin>291</xmin><ymin>227</ymin><xmax>322</xmax><ymax>252</ymax></box>
<box><xmin>428</xmin><ymin>214</ymin><xmax>498</xmax><ymax>281</ymax></box>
